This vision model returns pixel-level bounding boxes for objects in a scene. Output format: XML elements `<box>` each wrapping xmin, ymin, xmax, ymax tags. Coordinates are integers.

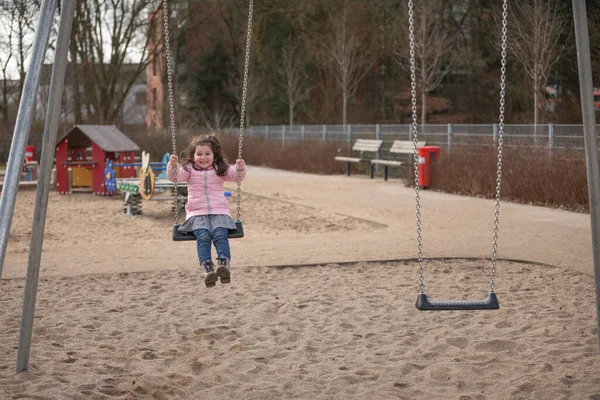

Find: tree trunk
<box><xmin>343</xmin><ymin>90</ymin><xmax>347</xmax><ymax>127</ymax></box>
<box><xmin>421</xmin><ymin>91</ymin><xmax>427</xmax><ymax>129</ymax></box>
<box><xmin>17</xmin><ymin>24</ymin><xmax>25</xmax><ymax>96</ymax></box>
<box><xmin>420</xmin><ymin>10</ymin><xmax>427</xmax><ymax>127</ymax></box>
<box><xmin>1</xmin><ymin>79</ymin><xmax>8</xmax><ymax>121</ymax></box>
<box><xmin>70</xmin><ymin>41</ymin><xmax>82</xmax><ymax>124</ymax></box>
<box><xmin>533</xmin><ymin>72</ymin><xmax>539</xmax><ymax>144</ymax></box>
<box><xmin>533</xmin><ymin>87</ymin><xmax>539</xmax><ymax>143</ymax></box>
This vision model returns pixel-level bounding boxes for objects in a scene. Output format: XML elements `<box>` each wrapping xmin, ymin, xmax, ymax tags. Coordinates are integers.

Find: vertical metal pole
<box><xmin>17</xmin><ymin>0</ymin><xmax>76</xmax><ymax>373</ymax></box>
<box><xmin>409</xmin><ymin>123</ymin><xmax>414</xmax><ymax>141</ymax></box>
<box><xmin>322</xmin><ymin>124</ymin><xmax>326</xmax><ymax>142</ymax></box>
<box><xmin>282</xmin><ymin>125</ymin><xmax>286</xmax><ymax>146</ymax></box>
<box><xmin>347</xmin><ymin>125</ymin><xmax>352</xmax><ymax>149</ymax></box>
<box><xmin>493</xmin><ymin>123</ymin><xmax>499</xmax><ymax>145</ymax></box>
<box><xmin>572</xmin><ymin>0</ymin><xmax>600</xmax><ymax>353</ymax></box>
<box><xmin>548</xmin><ymin>123</ymin><xmax>554</xmax><ymax>157</ymax></box>
<box><xmin>301</xmin><ymin>124</ymin><xmax>305</xmax><ymax>142</ymax></box>
<box><xmin>265</xmin><ymin>125</ymin><xmax>269</xmax><ymax>140</ymax></box>
<box><xmin>447</xmin><ymin>123</ymin><xmax>453</xmax><ymax>152</ymax></box>
<box><xmin>375</xmin><ymin>124</ymin><xmax>381</xmax><ymax>168</ymax></box>
<box><xmin>0</xmin><ymin>0</ymin><xmax>58</xmax><ymax>278</ymax></box>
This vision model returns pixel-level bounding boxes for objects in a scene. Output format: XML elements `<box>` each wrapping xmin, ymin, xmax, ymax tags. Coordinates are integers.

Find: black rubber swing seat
<box><xmin>416</xmin><ymin>292</ymin><xmax>499</xmax><ymax>311</ymax></box>
<box><xmin>172</xmin><ymin>221</ymin><xmax>244</xmax><ymax>241</ymax></box>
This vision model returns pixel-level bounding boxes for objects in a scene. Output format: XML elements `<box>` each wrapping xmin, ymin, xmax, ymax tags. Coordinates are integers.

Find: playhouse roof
<box><xmin>57</xmin><ymin>125</ymin><xmax>141</xmax><ymax>152</ymax></box>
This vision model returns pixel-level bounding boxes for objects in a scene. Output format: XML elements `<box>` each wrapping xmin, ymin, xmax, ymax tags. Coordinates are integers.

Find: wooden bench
<box><xmin>370</xmin><ymin>140</ymin><xmax>426</xmax><ymax>180</ymax></box>
<box><xmin>335</xmin><ymin>139</ymin><xmax>383</xmax><ymax>177</ymax></box>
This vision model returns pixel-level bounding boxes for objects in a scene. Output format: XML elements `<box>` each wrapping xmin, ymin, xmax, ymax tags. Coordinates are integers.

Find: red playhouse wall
<box><xmin>119</xmin><ymin>151</ymin><xmax>136</xmax><ymax>178</ymax></box>
<box><xmin>55</xmin><ymin>140</ymin><xmax>69</xmax><ymax>194</ymax></box>
<box><xmin>92</xmin><ymin>142</ymin><xmax>106</xmax><ymax>195</ymax></box>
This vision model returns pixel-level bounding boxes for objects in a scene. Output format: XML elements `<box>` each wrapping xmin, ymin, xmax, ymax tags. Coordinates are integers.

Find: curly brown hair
<box><xmin>181</xmin><ymin>133</ymin><xmax>229</xmax><ymax>176</ymax></box>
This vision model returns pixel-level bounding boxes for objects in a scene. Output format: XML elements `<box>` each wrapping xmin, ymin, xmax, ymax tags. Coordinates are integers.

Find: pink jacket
<box><xmin>167</xmin><ymin>163</ymin><xmax>247</xmax><ymax>219</ymax></box>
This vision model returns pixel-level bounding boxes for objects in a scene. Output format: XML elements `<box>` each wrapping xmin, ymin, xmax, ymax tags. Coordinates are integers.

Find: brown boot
<box><xmin>216</xmin><ymin>258</ymin><xmax>231</xmax><ymax>284</ymax></box>
<box><xmin>201</xmin><ymin>260</ymin><xmax>217</xmax><ymax>287</ymax></box>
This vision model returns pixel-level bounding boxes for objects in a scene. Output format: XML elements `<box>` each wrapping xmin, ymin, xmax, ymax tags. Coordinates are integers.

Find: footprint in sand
<box><xmin>446</xmin><ymin>336</ymin><xmax>469</xmax><ymax>349</ymax></box>
<box><xmin>142</xmin><ymin>351</ymin><xmax>158</xmax><ymax>360</ymax></box>
<box><xmin>81</xmin><ymin>321</ymin><xmax>102</xmax><ymax>331</ymax></box>
<box><xmin>473</xmin><ymin>339</ymin><xmax>516</xmax><ymax>352</ymax></box>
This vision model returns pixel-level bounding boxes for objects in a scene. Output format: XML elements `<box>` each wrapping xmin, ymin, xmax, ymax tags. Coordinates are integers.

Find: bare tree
<box><xmin>220</xmin><ymin>0</ymin><xmax>261</xmax><ymax>128</ymax></box>
<box><xmin>72</xmin><ymin>0</ymin><xmax>160</xmax><ymax>124</ymax></box>
<box><xmin>275</xmin><ymin>36</ymin><xmax>309</xmax><ymax>127</ymax></box>
<box><xmin>393</xmin><ymin>0</ymin><xmax>461</xmax><ymax>126</ymax></box>
<box><xmin>589</xmin><ymin>6</ymin><xmax>600</xmax><ymax>88</ymax></box>
<box><xmin>0</xmin><ymin>1</ymin><xmax>41</xmax><ymax>100</ymax></box>
<box><xmin>504</xmin><ymin>0</ymin><xmax>571</xmax><ymax>135</ymax></box>
<box><xmin>0</xmin><ymin>4</ymin><xmax>15</xmax><ymax>121</ymax></box>
<box><xmin>224</xmin><ymin>72</ymin><xmax>261</xmax><ymax>128</ymax></box>
<box><xmin>320</xmin><ymin>1</ymin><xmax>374</xmax><ymax>127</ymax></box>
<box><xmin>199</xmin><ymin>108</ymin><xmax>236</xmax><ymax>131</ymax></box>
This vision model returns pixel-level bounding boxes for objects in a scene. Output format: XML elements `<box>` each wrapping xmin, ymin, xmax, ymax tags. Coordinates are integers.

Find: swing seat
<box><xmin>416</xmin><ymin>292</ymin><xmax>499</xmax><ymax>311</ymax></box>
<box><xmin>172</xmin><ymin>221</ymin><xmax>244</xmax><ymax>241</ymax></box>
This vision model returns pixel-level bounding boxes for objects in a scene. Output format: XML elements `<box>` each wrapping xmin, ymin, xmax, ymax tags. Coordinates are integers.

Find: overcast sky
<box><xmin>0</xmin><ymin>6</ymin><xmax>146</xmax><ymax>81</ymax></box>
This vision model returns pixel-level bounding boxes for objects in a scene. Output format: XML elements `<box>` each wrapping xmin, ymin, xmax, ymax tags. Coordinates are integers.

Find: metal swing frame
<box><xmin>409</xmin><ymin>0</ymin><xmax>508</xmax><ymax>311</ymax></box>
<box><xmin>162</xmin><ymin>0</ymin><xmax>254</xmax><ymax>241</ymax></box>
<box><xmin>1</xmin><ymin>0</ymin><xmax>600</xmax><ymax>374</ymax></box>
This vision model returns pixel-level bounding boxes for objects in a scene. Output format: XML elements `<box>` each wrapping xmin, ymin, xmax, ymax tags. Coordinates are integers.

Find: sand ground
<box><xmin>1</xmin><ymin>166</ymin><xmax>599</xmax><ymax>399</ymax></box>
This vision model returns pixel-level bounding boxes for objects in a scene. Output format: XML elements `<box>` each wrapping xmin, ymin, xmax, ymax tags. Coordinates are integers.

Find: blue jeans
<box><xmin>192</xmin><ymin>228</ymin><xmax>231</xmax><ymax>263</ymax></box>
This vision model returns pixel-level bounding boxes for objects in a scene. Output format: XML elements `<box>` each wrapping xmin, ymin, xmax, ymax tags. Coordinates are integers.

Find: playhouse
<box><xmin>55</xmin><ymin>125</ymin><xmax>140</xmax><ymax>195</ymax></box>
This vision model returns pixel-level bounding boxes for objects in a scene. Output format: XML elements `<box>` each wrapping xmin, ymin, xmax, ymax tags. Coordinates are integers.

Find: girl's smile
<box><xmin>194</xmin><ymin>145</ymin><xmax>214</xmax><ymax>169</ymax></box>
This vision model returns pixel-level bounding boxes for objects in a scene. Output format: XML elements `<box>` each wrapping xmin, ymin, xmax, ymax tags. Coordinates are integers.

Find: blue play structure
<box><xmin>157</xmin><ymin>153</ymin><xmax>170</xmax><ymax>179</ymax></box>
<box><xmin>104</xmin><ymin>159</ymin><xmax>117</xmax><ymax>195</ymax></box>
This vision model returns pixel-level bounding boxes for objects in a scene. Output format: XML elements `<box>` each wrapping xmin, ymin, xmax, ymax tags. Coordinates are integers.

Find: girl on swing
<box><xmin>168</xmin><ymin>133</ymin><xmax>247</xmax><ymax>287</ymax></box>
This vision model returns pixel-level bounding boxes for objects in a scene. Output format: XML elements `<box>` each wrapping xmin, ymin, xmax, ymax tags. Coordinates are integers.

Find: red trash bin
<box><xmin>417</xmin><ymin>146</ymin><xmax>441</xmax><ymax>188</ymax></box>
<box><xmin>22</xmin><ymin>145</ymin><xmax>36</xmax><ymax>181</ymax></box>
<box><xmin>25</xmin><ymin>145</ymin><xmax>35</xmax><ymax>162</ymax></box>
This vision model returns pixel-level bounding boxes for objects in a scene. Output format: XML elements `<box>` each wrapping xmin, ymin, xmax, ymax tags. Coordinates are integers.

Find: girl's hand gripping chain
<box><xmin>235</xmin><ymin>159</ymin><xmax>246</xmax><ymax>171</ymax></box>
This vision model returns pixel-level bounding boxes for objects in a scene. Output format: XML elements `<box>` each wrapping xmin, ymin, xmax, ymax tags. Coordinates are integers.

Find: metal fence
<box><xmin>245</xmin><ymin>124</ymin><xmax>600</xmax><ymax>152</ymax></box>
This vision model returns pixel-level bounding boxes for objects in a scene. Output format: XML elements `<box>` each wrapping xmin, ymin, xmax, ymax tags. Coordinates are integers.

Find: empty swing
<box><xmin>161</xmin><ymin>0</ymin><xmax>255</xmax><ymax>241</ymax></box>
<box><xmin>409</xmin><ymin>0</ymin><xmax>508</xmax><ymax>311</ymax></box>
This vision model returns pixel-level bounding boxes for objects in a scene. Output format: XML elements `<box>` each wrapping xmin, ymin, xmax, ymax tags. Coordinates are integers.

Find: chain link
<box><xmin>162</xmin><ymin>0</ymin><xmax>254</xmax><ymax>224</ymax></box>
<box><xmin>237</xmin><ymin>0</ymin><xmax>254</xmax><ymax>222</ymax></box>
<box><xmin>490</xmin><ymin>0</ymin><xmax>509</xmax><ymax>293</ymax></box>
<box><xmin>410</xmin><ymin>0</ymin><xmax>508</xmax><ymax>295</ymax></box>
<box><xmin>408</xmin><ymin>0</ymin><xmax>425</xmax><ymax>294</ymax></box>
<box><xmin>162</xmin><ymin>0</ymin><xmax>180</xmax><ymax>223</ymax></box>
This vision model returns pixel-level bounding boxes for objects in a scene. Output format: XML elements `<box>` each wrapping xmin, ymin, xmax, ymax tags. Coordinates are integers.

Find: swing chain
<box><xmin>162</xmin><ymin>0</ymin><xmax>180</xmax><ymax>224</ymax></box>
<box><xmin>491</xmin><ymin>0</ymin><xmax>509</xmax><ymax>293</ymax></box>
<box><xmin>237</xmin><ymin>0</ymin><xmax>254</xmax><ymax>223</ymax></box>
<box><xmin>408</xmin><ymin>0</ymin><xmax>425</xmax><ymax>294</ymax></box>
<box><xmin>410</xmin><ymin>0</ymin><xmax>508</xmax><ymax>295</ymax></box>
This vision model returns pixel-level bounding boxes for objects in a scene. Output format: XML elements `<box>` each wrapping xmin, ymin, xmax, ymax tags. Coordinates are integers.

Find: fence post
<box><xmin>493</xmin><ymin>123</ymin><xmax>499</xmax><ymax>145</ymax></box>
<box><xmin>282</xmin><ymin>125</ymin><xmax>286</xmax><ymax>146</ymax></box>
<box><xmin>265</xmin><ymin>125</ymin><xmax>269</xmax><ymax>140</ymax></box>
<box><xmin>301</xmin><ymin>125</ymin><xmax>305</xmax><ymax>142</ymax></box>
<box><xmin>322</xmin><ymin>125</ymin><xmax>326</xmax><ymax>142</ymax></box>
<box><xmin>347</xmin><ymin>125</ymin><xmax>352</xmax><ymax>149</ymax></box>
<box><xmin>375</xmin><ymin>124</ymin><xmax>381</xmax><ymax>171</ymax></box>
<box><xmin>548</xmin><ymin>123</ymin><xmax>554</xmax><ymax>156</ymax></box>
<box><xmin>447</xmin><ymin>123</ymin><xmax>453</xmax><ymax>152</ymax></box>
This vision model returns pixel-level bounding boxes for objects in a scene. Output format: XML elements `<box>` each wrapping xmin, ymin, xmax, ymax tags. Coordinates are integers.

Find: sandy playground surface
<box><xmin>1</xmin><ymin>166</ymin><xmax>600</xmax><ymax>399</ymax></box>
